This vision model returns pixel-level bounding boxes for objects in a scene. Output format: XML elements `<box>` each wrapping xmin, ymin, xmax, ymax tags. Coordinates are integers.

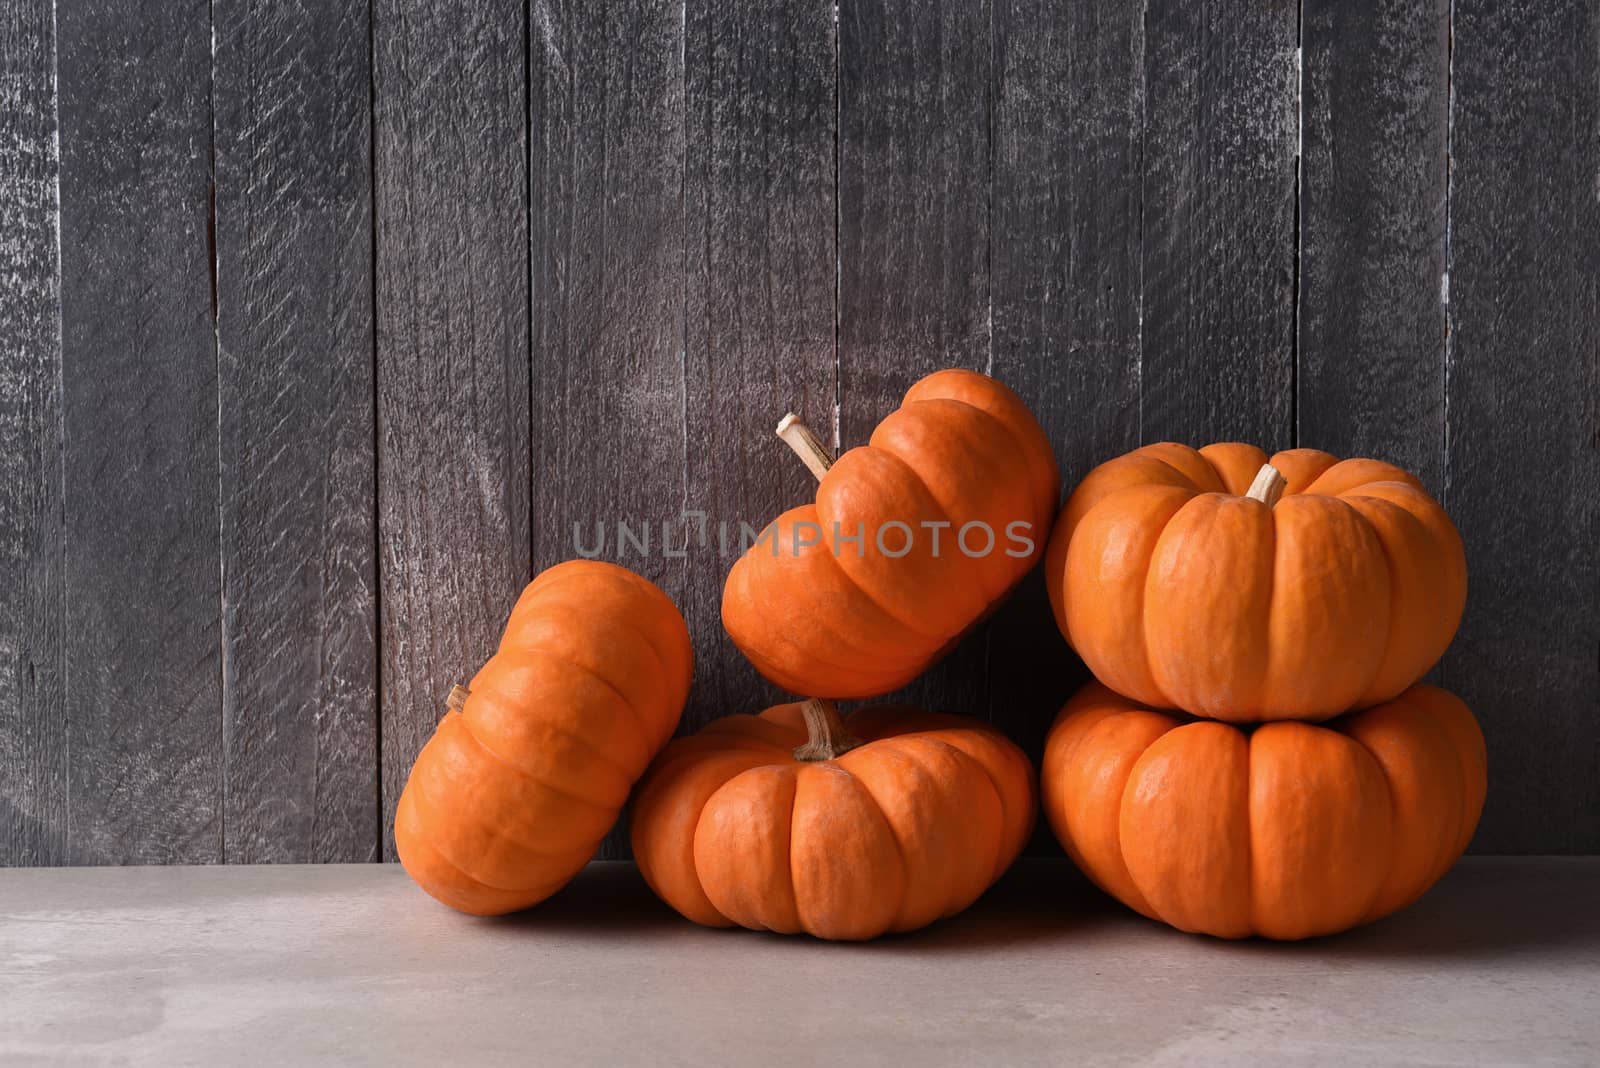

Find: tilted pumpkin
<box><xmin>1045</xmin><ymin>442</ymin><xmax>1466</xmax><ymax>722</ymax></box>
<box><xmin>631</xmin><ymin>698</ymin><xmax>1035</xmax><ymax>940</ymax></box>
<box><xmin>1043</xmin><ymin>681</ymin><xmax>1486</xmax><ymax>940</ymax></box>
<box><xmin>722</xmin><ymin>369</ymin><xmax>1059</xmax><ymax>698</ymax></box>
<box><xmin>396</xmin><ymin>560</ymin><xmax>692</xmax><ymax>915</ymax></box>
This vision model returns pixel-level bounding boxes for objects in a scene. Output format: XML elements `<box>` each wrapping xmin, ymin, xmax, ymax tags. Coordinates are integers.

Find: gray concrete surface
<box><xmin>2</xmin><ymin>858</ymin><xmax>1596</xmax><ymax>1066</ymax></box>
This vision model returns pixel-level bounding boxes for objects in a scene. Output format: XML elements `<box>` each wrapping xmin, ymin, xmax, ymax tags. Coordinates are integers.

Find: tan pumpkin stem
<box><xmin>776</xmin><ymin>413</ymin><xmax>835</xmax><ymax>482</ymax></box>
<box><xmin>446</xmin><ymin>684</ymin><xmax>469</xmax><ymax>713</ymax></box>
<box><xmin>793</xmin><ymin>698</ymin><xmax>863</xmax><ymax>761</ymax></box>
<box><xmin>1245</xmin><ymin>463</ymin><xmax>1288</xmax><ymax>508</ymax></box>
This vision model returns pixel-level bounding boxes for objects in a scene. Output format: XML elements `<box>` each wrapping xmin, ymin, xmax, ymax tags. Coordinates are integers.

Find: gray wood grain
<box><xmin>375</xmin><ymin>0</ymin><xmax>531</xmax><ymax>860</ymax></box>
<box><xmin>0</xmin><ymin>0</ymin><xmax>67</xmax><ymax>866</ymax></box>
<box><xmin>1443</xmin><ymin>0</ymin><xmax>1599</xmax><ymax>853</ymax></box>
<box><xmin>1139</xmin><ymin>0</ymin><xmax>1298</xmax><ymax>447</ymax></box>
<box><xmin>529</xmin><ymin>0</ymin><xmax>685</xmax><ymax>593</ymax></box>
<box><xmin>213</xmin><ymin>0</ymin><xmax>378</xmax><ymax>862</ymax></box>
<box><xmin>681</xmin><ymin>0</ymin><xmax>837</xmax><ymax>730</ymax></box>
<box><xmin>55</xmin><ymin>0</ymin><xmax>221</xmax><ymax>863</ymax></box>
<box><xmin>530</xmin><ymin>0</ymin><xmax>687</xmax><ymax>860</ymax></box>
<box><xmin>837</xmin><ymin>0</ymin><xmax>993</xmax><ymax>719</ymax></box>
<box><xmin>988</xmin><ymin>0</ymin><xmax>1145</xmax><ymax>796</ymax></box>
<box><xmin>1298</xmin><ymin>0</ymin><xmax>1450</xmax><ymax>487</ymax></box>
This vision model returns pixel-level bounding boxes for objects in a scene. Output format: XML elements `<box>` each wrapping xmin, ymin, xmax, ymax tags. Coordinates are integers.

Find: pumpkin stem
<box><xmin>446</xmin><ymin>684</ymin><xmax>469</xmax><ymax>713</ymax></box>
<box><xmin>792</xmin><ymin>698</ymin><xmax>863</xmax><ymax>761</ymax></box>
<box><xmin>1245</xmin><ymin>463</ymin><xmax>1288</xmax><ymax>508</ymax></box>
<box><xmin>776</xmin><ymin>413</ymin><xmax>835</xmax><ymax>482</ymax></box>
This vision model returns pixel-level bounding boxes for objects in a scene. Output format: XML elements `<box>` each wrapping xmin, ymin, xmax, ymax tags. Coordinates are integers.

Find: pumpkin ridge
<box><xmin>463</xmin><ymin>678</ymin><xmax>641</xmax><ymax>781</ymax></box>
<box><xmin>1334</xmin><ymin>494</ymin><xmax>1402</xmax><ymax>706</ymax></box>
<box><xmin>497</xmin><ymin>639</ymin><xmax>666</xmax><ymax>755</ymax></box>
<box><xmin>448</xmin><ymin>713</ymin><xmax>623</xmax><ymax>819</ymax></box>
<box><xmin>403</xmin><ymin>822</ymin><xmax>576</xmax><ymax>898</ymax></box>
<box><xmin>511</xmin><ymin>582</ymin><xmax>687</xmax><ymax>711</ymax></box>
<box><xmin>1243</xmin><ymin>729</ymin><xmax>1263</xmax><ymax>935</ymax></box>
<box><xmin>899</xmin><ymin>370</ymin><xmax>1060</xmax><ymax>517</ymax></box>
<box><xmin>636</xmin><ymin>748</ymin><xmax>774</xmax><ymax>927</ymax></box>
<box><xmin>398</xmin><ymin>819</ymin><xmax>575</xmax><ymax>908</ymax></box>
<box><xmin>457</xmin><ymin>692</ymin><xmax>635</xmax><ymax>804</ymax></box>
<box><xmin>816</xmin><ymin>449</ymin><xmax>974</xmax><ymax>642</ymax></box>
<box><xmin>732</xmin><ymin>597</ymin><xmax>924</xmax><ymax>696</ymax></box>
<box><xmin>406</xmin><ymin>775</ymin><xmax>593</xmax><ymax>886</ymax></box>
<box><xmin>1339</xmin><ymin>692</ymin><xmax>1459</xmax><ymax>922</ymax></box>
<box><xmin>899</xmin><ymin>729</ymin><xmax>1018</xmax><ymax>885</ymax></box>
<box><xmin>726</xmin><ymin>531</ymin><xmax>935</xmax><ymax>691</ymax></box>
<box><xmin>1383</xmin><ymin>689</ymin><xmax>1473</xmax><ymax>890</ymax></box>
<box><xmin>1335</xmin><ymin>713</ymin><xmax>1405</xmax><ymax>926</ymax></box>
<box><xmin>868</xmin><ymin>411</ymin><xmax>1031</xmax><ymax>606</ymax></box>
<box><xmin>693</xmin><ymin>763</ymin><xmax>803</xmax><ymax>933</ymax></box>
<box><xmin>903</xmin><ymin>394</ymin><xmax>1055</xmax><ymax>527</ymax></box>
<box><xmin>814</xmin><ymin>755</ymin><xmax>913</xmax><ymax>933</ymax></box>
<box><xmin>472</xmin><ymin>647</ymin><xmax>657</xmax><ymax>772</ymax></box>
<box><xmin>801</xmin><ymin>549</ymin><xmax>945</xmax><ymax>657</ymax></box>
<box><xmin>513</xmin><ymin>568</ymin><xmax>690</xmax><ymax>692</ymax></box>
<box><xmin>917</xmin><ymin>735</ymin><xmax>1009</xmax><ymax>902</ymax></box>
<box><xmin>1136</xmin><ymin>493</ymin><xmax>1217</xmax><ymax>709</ymax></box>
<box><xmin>518</xmin><ymin>562</ymin><xmax>678</xmax><ymax>627</ymax></box>
<box><xmin>1140</xmin><ymin>445</ymin><xmax>1224</xmax><ymax>493</ymax></box>
<box><xmin>1111</xmin><ymin>720</ymin><xmax>1177</xmax><ymax>925</ymax></box>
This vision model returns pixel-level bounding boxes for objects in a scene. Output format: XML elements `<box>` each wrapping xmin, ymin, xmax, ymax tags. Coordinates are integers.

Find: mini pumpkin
<box><xmin>722</xmin><ymin>369</ymin><xmax>1059</xmax><ymax>699</ymax></box>
<box><xmin>1045</xmin><ymin>442</ymin><xmax>1466</xmax><ymax>722</ymax></box>
<box><xmin>396</xmin><ymin>560</ymin><xmax>692</xmax><ymax>915</ymax></box>
<box><xmin>631</xmin><ymin>698</ymin><xmax>1036</xmax><ymax>940</ymax></box>
<box><xmin>1043</xmin><ymin>681</ymin><xmax>1486</xmax><ymax>940</ymax></box>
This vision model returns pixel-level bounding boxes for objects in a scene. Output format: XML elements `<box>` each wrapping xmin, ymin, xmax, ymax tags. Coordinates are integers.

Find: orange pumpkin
<box><xmin>1043</xmin><ymin>681</ymin><xmax>1486</xmax><ymax>940</ymax></box>
<box><xmin>631</xmin><ymin>698</ymin><xmax>1035</xmax><ymax>940</ymax></box>
<box><xmin>722</xmin><ymin>370</ymin><xmax>1058</xmax><ymax>699</ymax></box>
<box><xmin>396</xmin><ymin>560</ymin><xmax>692</xmax><ymax>915</ymax></box>
<box><xmin>1045</xmin><ymin>442</ymin><xmax>1466</xmax><ymax>722</ymax></box>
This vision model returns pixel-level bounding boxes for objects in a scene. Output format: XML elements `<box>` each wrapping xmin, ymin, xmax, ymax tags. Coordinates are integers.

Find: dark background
<box><xmin>1</xmin><ymin>0</ymin><xmax>1594</xmax><ymax>866</ymax></box>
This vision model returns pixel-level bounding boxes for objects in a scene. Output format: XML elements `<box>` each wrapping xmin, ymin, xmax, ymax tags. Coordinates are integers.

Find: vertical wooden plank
<box><xmin>1299</xmin><ymin>0</ymin><xmax>1450</xmax><ymax>486</ymax></box>
<box><xmin>837</xmin><ymin>0</ymin><xmax>992</xmax><ymax>717</ymax></box>
<box><xmin>55</xmin><ymin>0</ymin><xmax>221</xmax><ymax>863</ymax></box>
<box><xmin>1445</xmin><ymin>0</ymin><xmax>1598</xmax><ymax>853</ymax></box>
<box><xmin>376</xmin><ymin>0</ymin><xmax>530</xmax><ymax>859</ymax></box>
<box><xmin>529</xmin><ymin>0</ymin><xmax>685</xmax><ymax>593</ymax></box>
<box><xmin>680</xmin><ymin>0</ymin><xmax>836</xmax><ymax>728</ymax></box>
<box><xmin>0</xmin><ymin>0</ymin><xmax>67</xmax><ymax>865</ymax></box>
<box><xmin>213</xmin><ymin>0</ymin><xmax>378</xmax><ymax>862</ymax></box>
<box><xmin>531</xmin><ymin>0</ymin><xmax>686</xmax><ymax>858</ymax></box>
<box><xmin>989</xmin><ymin>0</ymin><xmax>1144</xmax><ymax>775</ymax></box>
<box><xmin>1139</xmin><ymin>0</ymin><xmax>1298</xmax><ymax>447</ymax></box>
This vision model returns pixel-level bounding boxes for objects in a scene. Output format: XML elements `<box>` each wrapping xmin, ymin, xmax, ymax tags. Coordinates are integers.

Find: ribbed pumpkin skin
<box><xmin>1043</xmin><ymin>681</ymin><xmax>1486</xmax><ymax>940</ymax></box>
<box><xmin>396</xmin><ymin>560</ymin><xmax>692</xmax><ymax>916</ymax></box>
<box><xmin>631</xmin><ymin>703</ymin><xmax>1036</xmax><ymax>940</ymax></box>
<box><xmin>722</xmin><ymin>370</ymin><xmax>1058</xmax><ymax>699</ymax></box>
<box><xmin>1045</xmin><ymin>442</ymin><xmax>1466</xmax><ymax>722</ymax></box>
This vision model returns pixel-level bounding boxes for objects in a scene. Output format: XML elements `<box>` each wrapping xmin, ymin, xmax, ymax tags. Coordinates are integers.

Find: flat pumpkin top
<box><xmin>1057</xmin><ymin>441</ymin><xmax>1427</xmax><ymax>538</ymax></box>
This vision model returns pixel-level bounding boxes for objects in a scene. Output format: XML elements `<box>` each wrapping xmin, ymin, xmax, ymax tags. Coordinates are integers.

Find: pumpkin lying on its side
<box><xmin>1045</xmin><ymin>442</ymin><xmax>1466</xmax><ymax>722</ymax></box>
<box><xmin>396</xmin><ymin>560</ymin><xmax>692</xmax><ymax>915</ymax></box>
<box><xmin>632</xmin><ymin>698</ymin><xmax>1035</xmax><ymax>940</ymax></box>
<box><xmin>1042</xmin><ymin>681</ymin><xmax>1486</xmax><ymax>940</ymax></box>
<box><xmin>722</xmin><ymin>369</ymin><xmax>1059</xmax><ymax>699</ymax></box>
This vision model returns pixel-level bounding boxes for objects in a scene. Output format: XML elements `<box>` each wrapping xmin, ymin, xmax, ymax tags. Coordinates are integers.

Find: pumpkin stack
<box><xmin>1039</xmin><ymin>443</ymin><xmax>1486</xmax><ymax>940</ymax></box>
<box><xmin>630</xmin><ymin>369</ymin><xmax>1057</xmax><ymax>940</ymax></box>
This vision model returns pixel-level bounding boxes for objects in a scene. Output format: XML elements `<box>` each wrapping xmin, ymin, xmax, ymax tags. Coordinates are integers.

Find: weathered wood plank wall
<box><xmin>214</xmin><ymin>0</ymin><xmax>378</xmax><ymax>862</ymax></box>
<box><xmin>1</xmin><ymin>0</ymin><xmax>1595</xmax><ymax>863</ymax></box>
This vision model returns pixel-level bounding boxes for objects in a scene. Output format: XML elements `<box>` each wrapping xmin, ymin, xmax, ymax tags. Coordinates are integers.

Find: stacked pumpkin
<box><xmin>393</xmin><ymin>369</ymin><xmax>1484</xmax><ymax>943</ymax></box>
<box><xmin>634</xmin><ymin>370</ymin><xmax>1054</xmax><ymax>939</ymax></box>
<box><xmin>1040</xmin><ymin>443</ymin><xmax>1484</xmax><ymax>939</ymax></box>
